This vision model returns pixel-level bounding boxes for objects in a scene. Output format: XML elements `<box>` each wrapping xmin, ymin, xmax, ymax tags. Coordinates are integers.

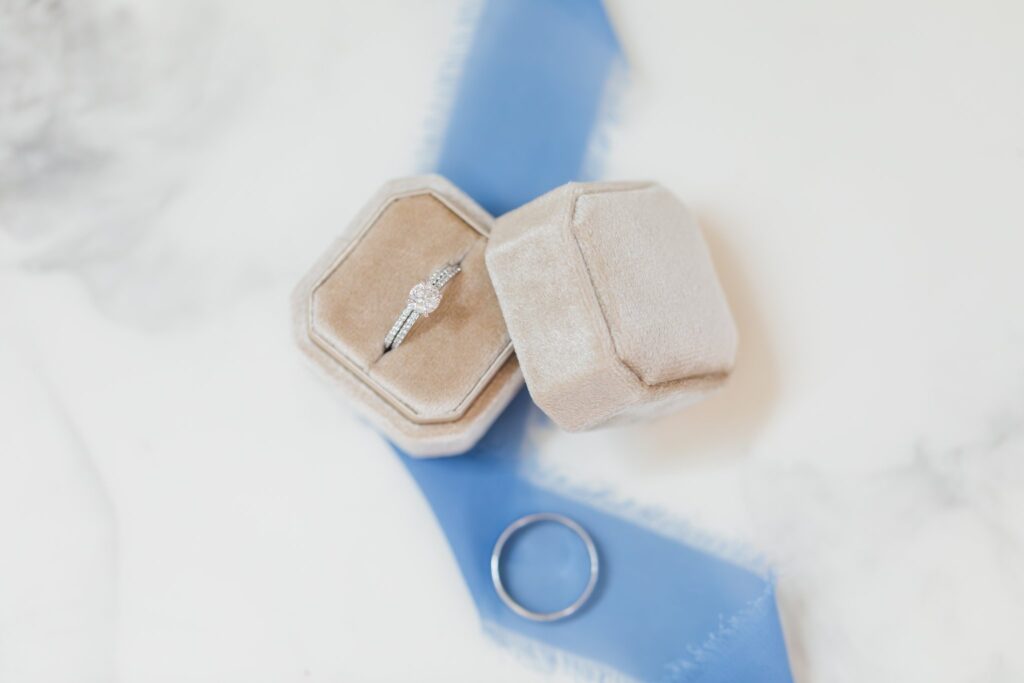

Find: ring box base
<box><xmin>292</xmin><ymin>176</ymin><xmax>522</xmax><ymax>457</ymax></box>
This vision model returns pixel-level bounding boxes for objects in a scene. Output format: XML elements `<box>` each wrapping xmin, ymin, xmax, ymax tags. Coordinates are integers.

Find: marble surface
<box><xmin>2</xmin><ymin>0</ymin><xmax>1023</xmax><ymax>681</ymax></box>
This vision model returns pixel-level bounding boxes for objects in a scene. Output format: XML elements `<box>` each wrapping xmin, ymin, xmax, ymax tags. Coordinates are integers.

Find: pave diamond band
<box><xmin>383</xmin><ymin>263</ymin><xmax>461</xmax><ymax>351</ymax></box>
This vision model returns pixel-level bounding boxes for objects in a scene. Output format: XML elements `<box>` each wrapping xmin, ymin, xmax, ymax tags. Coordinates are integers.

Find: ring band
<box><xmin>490</xmin><ymin>512</ymin><xmax>599</xmax><ymax>622</ymax></box>
<box><xmin>383</xmin><ymin>263</ymin><xmax>461</xmax><ymax>351</ymax></box>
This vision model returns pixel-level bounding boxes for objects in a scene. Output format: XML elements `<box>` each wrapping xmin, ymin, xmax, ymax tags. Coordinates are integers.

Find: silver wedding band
<box><xmin>383</xmin><ymin>263</ymin><xmax>461</xmax><ymax>351</ymax></box>
<box><xmin>490</xmin><ymin>512</ymin><xmax>599</xmax><ymax>622</ymax></box>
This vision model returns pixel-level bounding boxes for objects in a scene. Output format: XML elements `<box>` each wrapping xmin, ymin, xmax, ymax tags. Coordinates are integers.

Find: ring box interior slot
<box><xmin>293</xmin><ymin>176</ymin><xmax>522</xmax><ymax>457</ymax></box>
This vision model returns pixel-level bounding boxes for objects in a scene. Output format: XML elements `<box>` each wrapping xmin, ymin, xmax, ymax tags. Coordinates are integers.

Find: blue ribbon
<box><xmin>435</xmin><ymin>0</ymin><xmax>618</xmax><ymax>215</ymax></box>
<box><xmin>400</xmin><ymin>1</ymin><xmax>794</xmax><ymax>680</ymax></box>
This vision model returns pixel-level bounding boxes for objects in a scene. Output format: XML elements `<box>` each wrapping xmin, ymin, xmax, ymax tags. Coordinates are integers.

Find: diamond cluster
<box><xmin>408</xmin><ymin>283</ymin><xmax>442</xmax><ymax>315</ymax></box>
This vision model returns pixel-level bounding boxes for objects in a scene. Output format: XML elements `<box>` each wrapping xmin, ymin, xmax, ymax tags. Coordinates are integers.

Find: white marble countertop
<box><xmin>2</xmin><ymin>1</ymin><xmax>1022</xmax><ymax>681</ymax></box>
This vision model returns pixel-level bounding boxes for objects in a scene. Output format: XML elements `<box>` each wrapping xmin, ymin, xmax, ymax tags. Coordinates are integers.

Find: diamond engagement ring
<box><xmin>383</xmin><ymin>263</ymin><xmax>461</xmax><ymax>351</ymax></box>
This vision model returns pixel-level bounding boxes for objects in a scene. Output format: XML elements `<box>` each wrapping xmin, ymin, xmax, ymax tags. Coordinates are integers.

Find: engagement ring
<box><xmin>383</xmin><ymin>263</ymin><xmax>461</xmax><ymax>351</ymax></box>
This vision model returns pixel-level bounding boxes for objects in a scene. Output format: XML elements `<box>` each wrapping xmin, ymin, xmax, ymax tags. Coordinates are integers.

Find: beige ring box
<box><xmin>293</xmin><ymin>175</ymin><xmax>737</xmax><ymax>457</ymax></box>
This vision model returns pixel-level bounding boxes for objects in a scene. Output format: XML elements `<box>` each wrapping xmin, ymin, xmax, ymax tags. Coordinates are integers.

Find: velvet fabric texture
<box><xmin>295</xmin><ymin>177</ymin><xmax>737</xmax><ymax>453</ymax></box>
<box><xmin>293</xmin><ymin>176</ymin><xmax>522</xmax><ymax>456</ymax></box>
<box><xmin>487</xmin><ymin>181</ymin><xmax>738</xmax><ymax>431</ymax></box>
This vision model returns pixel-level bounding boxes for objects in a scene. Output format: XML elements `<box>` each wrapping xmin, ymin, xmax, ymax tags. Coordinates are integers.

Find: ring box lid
<box><xmin>485</xmin><ymin>181</ymin><xmax>738</xmax><ymax>431</ymax></box>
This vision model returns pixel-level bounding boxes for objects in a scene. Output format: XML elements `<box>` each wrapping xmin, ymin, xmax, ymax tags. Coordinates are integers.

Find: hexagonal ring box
<box><xmin>293</xmin><ymin>175</ymin><xmax>737</xmax><ymax>456</ymax></box>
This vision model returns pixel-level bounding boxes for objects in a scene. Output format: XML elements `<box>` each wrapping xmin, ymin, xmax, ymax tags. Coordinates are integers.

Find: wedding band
<box><xmin>490</xmin><ymin>512</ymin><xmax>599</xmax><ymax>622</ymax></box>
<box><xmin>383</xmin><ymin>263</ymin><xmax>461</xmax><ymax>351</ymax></box>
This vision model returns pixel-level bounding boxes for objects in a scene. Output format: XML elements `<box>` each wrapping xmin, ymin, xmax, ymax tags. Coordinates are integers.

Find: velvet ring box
<box><xmin>293</xmin><ymin>175</ymin><xmax>737</xmax><ymax>457</ymax></box>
